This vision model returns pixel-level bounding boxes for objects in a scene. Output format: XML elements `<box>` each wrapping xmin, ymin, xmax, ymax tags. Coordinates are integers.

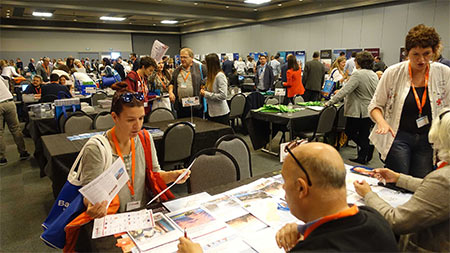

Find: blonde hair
<box><xmin>429</xmin><ymin>108</ymin><xmax>450</xmax><ymax>163</ymax></box>
<box><xmin>329</xmin><ymin>56</ymin><xmax>346</xmax><ymax>74</ymax></box>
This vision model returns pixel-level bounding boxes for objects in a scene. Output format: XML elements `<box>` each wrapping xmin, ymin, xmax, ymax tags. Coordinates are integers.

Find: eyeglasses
<box><xmin>284</xmin><ymin>139</ymin><xmax>312</xmax><ymax>186</ymax></box>
<box><xmin>439</xmin><ymin>110</ymin><xmax>450</xmax><ymax>120</ymax></box>
<box><xmin>120</xmin><ymin>92</ymin><xmax>144</xmax><ymax>103</ymax></box>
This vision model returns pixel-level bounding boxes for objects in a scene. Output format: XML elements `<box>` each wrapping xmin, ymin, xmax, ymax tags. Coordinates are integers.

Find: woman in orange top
<box><xmin>283</xmin><ymin>54</ymin><xmax>305</xmax><ymax>104</ymax></box>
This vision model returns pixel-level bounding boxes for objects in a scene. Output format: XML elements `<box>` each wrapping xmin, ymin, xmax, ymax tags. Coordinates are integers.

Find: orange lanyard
<box><xmin>44</xmin><ymin>65</ymin><xmax>50</xmax><ymax>76</ymax></box>
<box><xmin>157</xmin><ymin>74</ymin><xmax>167</xmax><ymax>90</ymax></box>
<box><xmin>181</xmin><ymin>70</ymin><xmax>190</xmax><ymax>83</ymax></box>
<box><xmin>136</xmin><ymin>72</ymin><xmax>147</xmax><ymax>94</ymax></box>
<box><xmin>437</xmin><ymin>162</ymin><xmax>448</xmax><ymax>170</ymax></box>
<box><xmin>111</xmin><ymin>127</ymin><xmax>135</xmax><ymax>196</ymax></box>
<box><xmin>408</xmin><ymin>63</ymin><xmax>429</xmax><ymax>116</ymax></box>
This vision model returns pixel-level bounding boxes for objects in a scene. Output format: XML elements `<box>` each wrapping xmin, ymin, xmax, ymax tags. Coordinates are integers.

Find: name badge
<box><xmin>126</xmin><ymin>200</ymin><xmax>141</xmax><ymax>211</ymax></box>
<box><xmin>144</xmin><ymin>102</ymin><xmax>148</xmax><ymax>108</ymax></box>
<box><xmin>180</xmin><ymin>82</ymin><xmax>187</xmax><ymax>88</ymax></box>
<box><xmin>416</xmin><ymin>115</ymin><xmax>429</xmax><ymax>128</ymax></box>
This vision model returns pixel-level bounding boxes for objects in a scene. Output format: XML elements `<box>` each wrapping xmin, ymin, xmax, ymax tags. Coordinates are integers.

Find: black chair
<box><xmin>215</xmin><ymin>134</ymin><xmax>252</xmax><ymax>179</ymax></box>
<box><xmin>297</xmin><ymin>106</ymin><xmax>337</xmax><ymax>142</ymax></box>
<box><xmin>93</xmin><ymin>111</ymin><xmax>114</xmax><ymax>130</ymax></box>
<box><xmin>160</xmin><ymin>122</ymin><xmax>195</xmax><ymax>170</ymax></box>
<box><xmin>91</xmin><ymin>91</ymin><xmax>108</xmax><ymax>106</ymax></box>
<box><xmin>148</xmin><ymin>108</ymin><xmax>175</xmax><ymax>123</ymax></box>
<box><xmin>187</xmin><ymin>148</ymin><xmax>240</xmax><ymax>193</ymax></box>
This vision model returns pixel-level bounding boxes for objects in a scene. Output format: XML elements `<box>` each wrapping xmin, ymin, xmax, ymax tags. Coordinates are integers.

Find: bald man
<box><xmin>177</xmin><ymin>143</ymin><xmax>398</xmax><ymax>252</ymax></box>
<box><xmin>275</xmin><ymin>142</ymin><xmax>398</xmax><ymax>252</ymax></box>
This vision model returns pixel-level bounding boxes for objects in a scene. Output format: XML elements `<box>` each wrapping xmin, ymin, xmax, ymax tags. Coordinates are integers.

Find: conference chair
<box><xmin>294</xmin><ymin>95</ymin><xmax>304</xmax><ymax>104</ymax></box>
<box><xmin>215</xmin><ymin>134</ymin><xmax>252</xmax><ymax>180</ymax></box>
<box><xmin>187</xmin><ymin>148</ymin><xmax>240</xmax><ymax>193</ymax></box>
<box><xmin>93</xmin><ymin>111</ymin><xmax>114</xmax><ymax>130</ymax></box>
<box><xmin>148</xmin><ymin>108</ymin><xmax>175</xmax><ymax>123</ymax></box>
<box><xmin>274</xmin><ymin>80</ymin><xmax>284</xmax><ymax>88</ymax></box>
<box><xmin>62</xmin><ymin>111</ymin><xmax>94</xmax><ymax>135</ymax></box>
<box><xmin>228</xmin><ymin>93</ymin><xmax>246</xmax><ymax>130</ymax></box>
<box><xmin>333</xmin><ymin>104</ymin><xmax>347</xmax><ymax>150</ymax></box>
<box><xmin>265</xmin><ymin>97</ymin><xmax>279</xmax><ymax>105</ymax></box>
<box><xmin>297</xmin><ymin>106</ymin><xmax>337</xmax><ymax>142</ymax></box>
<box><xmin>91</xmin><ymin>91</ymin><xmax>107</xmax><ymax>106</ymax></box>
<box><xmin>160</xmin><ymin>122</ymin><xmax>195</xmax><ymax>170</ymax></box>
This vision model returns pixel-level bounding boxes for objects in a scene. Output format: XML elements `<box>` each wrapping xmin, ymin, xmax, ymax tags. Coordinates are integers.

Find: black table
<box><xmin>246</xmin><ymin>107</ymin><xmax>320</xmax><ymax>153</ymax></box>
<box><xmin>30</xmin><ymin>106</ymin><xmax>110</xmax><ymax>177</ymax></box>
<box><xmin>41</xmin><ymin>117</ymin><xmax>233</xmax><ymax>197</ymax></box>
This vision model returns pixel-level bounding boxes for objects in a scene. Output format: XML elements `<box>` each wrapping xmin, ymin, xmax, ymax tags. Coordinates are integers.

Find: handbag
<box><xmin>321</xmin><ymin>69</ymin><xmax>338</xmax><ymax>99</ymax></box>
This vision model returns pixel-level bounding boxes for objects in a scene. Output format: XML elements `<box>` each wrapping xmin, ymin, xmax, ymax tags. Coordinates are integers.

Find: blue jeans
<box><xmin>385</xmin><ymin>130</ymin><xmax>433</xmax><ymax>178</ymax></box>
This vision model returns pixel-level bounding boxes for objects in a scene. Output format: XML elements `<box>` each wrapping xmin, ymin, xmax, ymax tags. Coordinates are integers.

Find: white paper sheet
<box><xmin>164</xmin><ymin>192</ymin><xmax>211</xmax><ymax>212</ymax></box>
<box><xmin>92</xmin><ymin>209</ymin><xmax>154</xmax><ymax>239</ymax></box>
<box><xmin>242</xmin><ymin>227</ymin><xmax>284</xmax><ymax>253</ymax></box>
<box><xmin>150</xmin><ymin>40</ymin><xmax>169</xmax><ymax>62</ymax></box>
<box><xmin>79</xmin><ymin>158</ymin><xmax>128</xmax><ymax>206</ymax></box>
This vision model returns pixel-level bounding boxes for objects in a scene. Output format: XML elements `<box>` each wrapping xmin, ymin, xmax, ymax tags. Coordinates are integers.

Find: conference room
<box><xmin>1</xmin><ymin>0</ymin><xmax>449</xmax><ymax>252</ymax></box>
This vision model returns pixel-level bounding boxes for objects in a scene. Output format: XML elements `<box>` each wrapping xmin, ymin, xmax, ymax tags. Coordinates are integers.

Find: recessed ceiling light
<box><xmin>73</xmin><ymin>18</ymin><xmax>77</xmax><ymax>21</ymax></box>
<box><xmin>253</xmin><ymin>9</ymin><xmax>258</xmax><ymax>11</ymax></box>
<box><xmin>42</xmin><ymin>18</ymin><xmax>45</xmax><ymax>20</ymax></box>
<box><xmin>226</xmin><ymin>5</ymin><xmax>229</xmax><ymax>8</ymax></box>
<box><xmin>32</xmin><ymin>11</ymin><xmax>53</xmax><ymax>17</ymax></box>
<box><xmin>244</xmin><ymin>0</ymin><xmax>271</xmax><ymax>4</ymax></box>
<box><xmin>153</xmin><ymin>23</ymin><xmax>156</xmax><ymax>26</ymax></box>
<box><xmin>100</xmin><ymin>16</ymin><xmax>126</xmax><ymax>21</ymax></box>
<box><xmin>161</xmin><ymin>20</ymin><xmax>178</xmax><ymax>24</ymax></box>
<box><xmin>129</xmin><ymin>22</ymin><xmax>132</xmax><ymax>24</ymax></box>
<box><xmin>278</xmin><ymin>3</ymin><xmax>282</xmax><ymax>6</ymax></box>
<box><xmin>194</xmin><ymin>2</ymin><xmax>198</xmax><ymax>5</ymax></box>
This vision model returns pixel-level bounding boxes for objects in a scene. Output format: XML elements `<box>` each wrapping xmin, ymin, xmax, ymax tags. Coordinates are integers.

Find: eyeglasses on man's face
<box><xmin>284</xmin><ymin>139</ymin><xmax>312</xmax><ymax>186</ymax></box>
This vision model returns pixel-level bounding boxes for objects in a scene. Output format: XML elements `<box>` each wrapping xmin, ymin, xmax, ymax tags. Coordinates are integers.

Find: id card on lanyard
<box><xmin>180</xmin><ymin>69</ymin><xmax>190</xmax><ymax>88</ymax></box>
<box><xmin>111</xmin><ymin>127</ymin><xmax>140</xmax><ymax>211</ymax></box>
<box><xmin>408</xmin><ymin>63</ymin><xmax>430</xmax><ymax>128</ymax></box>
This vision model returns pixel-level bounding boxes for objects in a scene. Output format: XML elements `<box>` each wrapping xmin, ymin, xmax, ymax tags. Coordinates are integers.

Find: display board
<box><xmin>346</xmin><ymin>49</ymin><xmax>363</xmax><ymax>59</ymax></box>
<box><xmin>320</xmin><ymin>49</ymin><xmax>332</xmax><ymax>70</ymax></box>
<box><xmin>295</xmin><ymin>51</ymin><xmax>306</xmax><ymax>70</ymax></box>
<box><xmin>332</xmin><ymin>49</ymin><xmax>346</xmax><ymax>61</ymax></box>
<box><xmin>364</xmin><ymin>48</ymin><xmax>380</xmax><ymax>58</ymax></box>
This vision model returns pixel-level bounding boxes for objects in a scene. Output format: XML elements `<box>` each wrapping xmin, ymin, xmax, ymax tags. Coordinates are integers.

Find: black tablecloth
<box><xmin>42</xmin><ymin>117</ymin><xmax>233</xmax><ymax>197</ymax></box>
<box><xmin>30</xmin><ymin>106</ymin><xmax>110</xmax><ymax>177</ymax></box>
<box><xmin>246</xmin><ymin>107</ymin><xmax>320</xmax><ymax>150</ymax></box>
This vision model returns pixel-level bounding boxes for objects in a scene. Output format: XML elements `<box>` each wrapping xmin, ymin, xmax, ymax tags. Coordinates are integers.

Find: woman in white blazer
<box><xmin>368</xmin><ymin>24</ymin><xmax>450</xmax><ymax>178</ymax></box>
<box><xmin>201</xmin><ymin>53</ymin><xmax>230</xmax><ymax>125</ymax></box>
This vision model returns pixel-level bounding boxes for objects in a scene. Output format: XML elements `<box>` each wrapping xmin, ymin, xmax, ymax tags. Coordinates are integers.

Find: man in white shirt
<box><xmin>270</xmin><ymin>54</ymin><xmax>281</xmax><ymax>79</ymax></box>
<box><xmin>0</xmin><ymin>76</ymin><xmax>30</xmax><ymax>166</ymax></box>
<box><xmin>344</xmin><ymin>52</ymin><xmax>357</xmax><ymax>76</ymax></box>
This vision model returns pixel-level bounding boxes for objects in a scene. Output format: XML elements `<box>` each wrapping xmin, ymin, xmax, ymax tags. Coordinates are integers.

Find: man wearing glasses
<box><xmin>275</xmin><ymin>142</ymin><xmax>398</xmax><ymax>252</ymax></box>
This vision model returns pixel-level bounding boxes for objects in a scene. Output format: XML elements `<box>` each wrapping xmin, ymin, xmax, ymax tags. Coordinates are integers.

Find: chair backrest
<box><xmin>40</xmin><ymin>94</ymin><xmax>58</xmax><ymax>103</ymax></box>
<box><xmin>215</xmin><ymin>134</ymin><xmax>252</xmax><ymax>179</ymax></box>
<box><xmin>335</xmin><ymin>104</ymin><xmax>346</xmax><ymax>131</ymax></box>
<box><xmin>294</xmin><ymin>95</ymin><xmax>304</xmax><ymax>104</ymax></box>
<box><xmin>63</xmin><ymin>111</ymin><xmax>94</xmax><ymax>134</ymax></box>
<box><xmin>162</xmin><ymin>122</ymin><xmax>195</xmax><ymax>164</ymax></box>
<box><xmin>188</xmin><ymin>148</ymin><xmax>240</xmax><ymax>193</ymax></box>
<box><xmin>91</xmin><ymin>91</ymin><xmax>107</xmax><ymax>106</ymax></box>
<box><xmin>246</xmin><ymin>92</ymin><xmax>265</xmax><ymax>109</ymax></box>
<box><xmin>149</xmin><ymin>108</ymin><xmax>175</xmax><ymax>123</ymax></box>
<box><xmin>229</xmin><ymin>93</ymin><xmax>246</xmax><ymax>118</ymax></box>
<box><xmin>274</xmin><ymin>80</ymin><xmax>284</xmax><ymax>88</ymax></box>
<box><xmin>93</xmin><ymin>111</ymin><xmax>114</xmax><ymax>130</ymax></box>
<box><xmin>315</xmin><ymin>106</ymin><xmax>337</xmax><ymax>135</ymax></box>
<box><xmin>265</xmin><ymin>97</ymin><xmax>279</xmax><ymax>105</ymax></box>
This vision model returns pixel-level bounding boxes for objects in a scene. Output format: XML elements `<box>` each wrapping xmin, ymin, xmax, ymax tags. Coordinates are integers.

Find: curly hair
<box><xmin>405</xmin><ymin>24</ymin><xmax>441</xmax><ymax>53</ymax></box>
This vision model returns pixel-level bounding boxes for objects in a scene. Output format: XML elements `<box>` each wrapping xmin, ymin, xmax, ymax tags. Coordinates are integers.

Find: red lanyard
<box><xmin>35</xmin><ymin>87</ymin><xmax>41</xmax><ymax>94</ymax></box>
<box><xmin>111</xmin><ymin>127</ymin><xmax>135</xmax><ymax>196</ymax></box>
<box><xmin>408</xmin><ymin>63</ymin><xmax>429</xmax><ymax>116</ymax></box>
<box><xmin>181</xmin><ymin>70</ymin><xmax>190</xmax><ymax>82</ymax></box>
<box><xmin>157</xmin><ymin>74</ymin><xmax>167</xmax><ymax>90</ymax></box>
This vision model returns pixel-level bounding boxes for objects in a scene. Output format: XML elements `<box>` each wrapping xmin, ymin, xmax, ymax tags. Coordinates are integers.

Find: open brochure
<box><xmin>93</xmin><ymin>209</ymin><xmax>154</xmax><ymax>239</ymax></box>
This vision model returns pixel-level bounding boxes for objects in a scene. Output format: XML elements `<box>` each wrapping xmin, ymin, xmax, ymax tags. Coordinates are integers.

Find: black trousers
<box><xmin>207</xmin><ymin>113</ymin><xmax>230</xmax><ymax>125</ymax></box>
<box><xmin>345</xmin><ymin>117</ymin><xmax>373</xmax><ymax>159</ymax></box>
<box><xmin>303</xmin><ymin>89</ymin><xmax>321</xmax><ymax>102</ymax></box>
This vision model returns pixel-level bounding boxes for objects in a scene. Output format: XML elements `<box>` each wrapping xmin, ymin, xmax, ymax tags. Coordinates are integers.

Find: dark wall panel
<box><xmin>131</xmin><ymin>34</ymin><xmax>181</xmax><ymax>57</ymax></box>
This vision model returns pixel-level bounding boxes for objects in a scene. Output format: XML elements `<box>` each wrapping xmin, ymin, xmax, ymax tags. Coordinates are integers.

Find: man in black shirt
<box><xmin>130</xmin><ymin>53</ymin><xmax>140</xmax><ymax>72</ymax></box>
<box><xmin>23</xmin><ymin>75</ymin><xmax>43</xmax><ymax>94</ymax></box>
<box><xmin>41</xmin><ymin>74</ymin><xmax>72</xmax><ymax>101</ymax></box>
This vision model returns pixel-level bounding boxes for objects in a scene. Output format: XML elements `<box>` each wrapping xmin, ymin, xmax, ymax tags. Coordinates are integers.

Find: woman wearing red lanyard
<box><xmin>354</xmin><ymin>108</ymin><xmax>450</xmax><ymax>252</ymax></box>
<box><xmin>149</xmin><ymin>60</ymin><xmax>172</xmax><ymax>111</ymax></box>
<box><xmin>77</xmin><ymin>82</ymin><xmax>190</xmax><ymax>218</ymax></box>
<box><xmin>124</xmin><ymin>56</ymin><xmax>157</xmax><ymax>115</ymax></box>
<box><xmin>369</xmin><ymin>24</ymin><xmax>450</xmax><ymax>178</ymax></box>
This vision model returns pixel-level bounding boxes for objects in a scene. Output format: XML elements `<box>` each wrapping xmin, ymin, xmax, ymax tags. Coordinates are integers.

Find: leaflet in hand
<box><xmin>79</xmin><ymin>158</ymin><xmax>129</xmax><ymax>206</ymax></box>
<box><xmin>92</xmin><ymin>209</ymin><xmax>154</xmax><ymax>239</ymax></box>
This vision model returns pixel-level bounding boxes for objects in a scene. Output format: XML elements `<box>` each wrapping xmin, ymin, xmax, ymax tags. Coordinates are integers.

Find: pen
<box><xmin>184</xmin><ymin>228</ymin><xmax>187</xmax><ymax>238</ymax></box>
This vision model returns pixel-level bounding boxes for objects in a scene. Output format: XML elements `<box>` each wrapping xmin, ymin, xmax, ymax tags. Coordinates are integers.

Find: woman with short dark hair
<box><xmin>369</xmin><ymin>24</ymin><xmax>450</xmax><ymax>177</ymax></box>
<box><xmin>325</xmin><ymin>51</ymin><xmax>379</xmax><ymax>164</ymax></box>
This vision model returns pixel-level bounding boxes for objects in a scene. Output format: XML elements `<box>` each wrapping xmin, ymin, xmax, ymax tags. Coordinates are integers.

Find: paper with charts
<box><xmin>93</xmin><ymin>209</ymin><xmax>154</xmax><ymax>239</ymax></box>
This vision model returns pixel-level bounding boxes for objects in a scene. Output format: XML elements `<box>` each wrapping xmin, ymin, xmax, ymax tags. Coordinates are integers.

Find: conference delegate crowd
<box><xmin>0</xmin><ymin>24</ymin><xmax>449</xmax><ymax>252</ymax></box>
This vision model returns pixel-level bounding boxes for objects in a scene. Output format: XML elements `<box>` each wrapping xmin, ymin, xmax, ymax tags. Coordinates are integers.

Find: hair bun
<box><xmin>110</xmin><ymin>81</ymin><xmax>131</xmax><ymax>92</ymax></box>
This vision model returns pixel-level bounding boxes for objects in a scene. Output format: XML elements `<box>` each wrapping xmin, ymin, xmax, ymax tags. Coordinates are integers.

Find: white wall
<box><xmin>181</xmin><ymin>0</ymin><xmax>450</xmax><ymax>66</ymax></box>
<box><xmin>0</xmin><ymin>30</ymin><xmax>133</xmax><ymax>60</ymax></box>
